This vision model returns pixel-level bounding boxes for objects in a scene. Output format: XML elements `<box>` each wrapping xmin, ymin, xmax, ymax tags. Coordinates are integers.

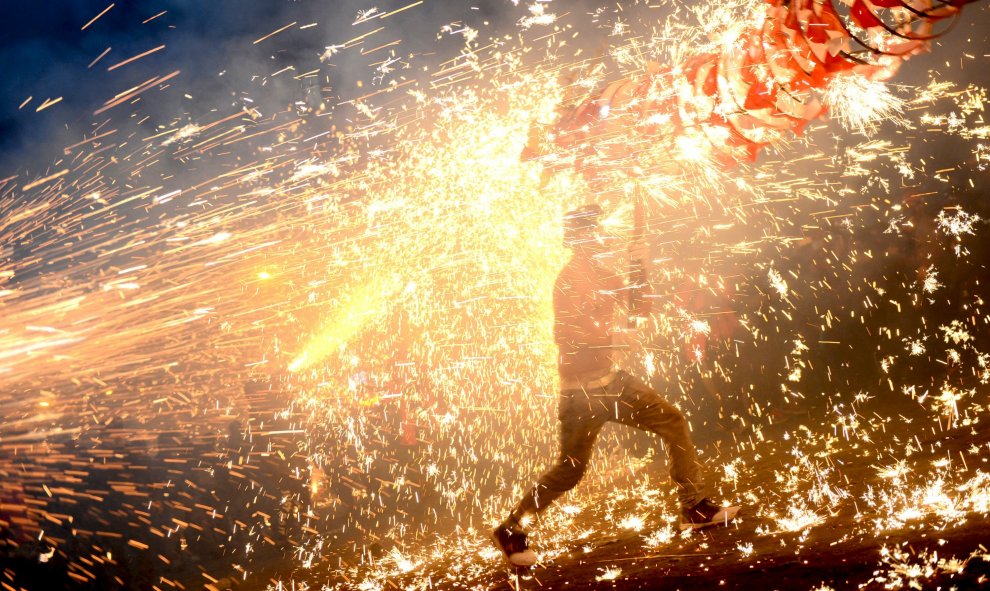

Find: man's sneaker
<box><xmin>492</xmin><ymin>524</ymin><xmax>537</xmax><ymax>567</ymax></box>
<box><xmin>679</xmin><ymin>498</ymin><xmax>740</xmax><ymax>531</ymax></box>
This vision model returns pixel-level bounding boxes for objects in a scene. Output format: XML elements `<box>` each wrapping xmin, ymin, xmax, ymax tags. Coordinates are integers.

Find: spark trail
<box><xmin>0</xmin><ymin>1</ymin><xmax>988</xmax><ymax>590</ymax></box>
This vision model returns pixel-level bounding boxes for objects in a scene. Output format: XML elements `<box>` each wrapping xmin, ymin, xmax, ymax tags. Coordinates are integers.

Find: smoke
<box><xmin>0</xmin><ymin>0</ymin><xmax>543</xmax><ymax>176</ymax></box>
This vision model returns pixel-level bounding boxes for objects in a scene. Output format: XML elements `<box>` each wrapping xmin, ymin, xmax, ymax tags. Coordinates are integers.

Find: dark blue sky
<box><xmin>1</xmin><ymin>1</ymin><xmax>988</xmax><ymax>176</ymax></box>
<box><xmin>0</xmin><ymin>0</ymin><xmax>519</xmax><ymax>174</ymax></box>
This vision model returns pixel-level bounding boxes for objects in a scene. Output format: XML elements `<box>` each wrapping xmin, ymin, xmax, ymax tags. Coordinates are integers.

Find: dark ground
<box><xmin>486</xmin><ymin>423</ymin><xmax>990</xmax><ymax>591</ymax></box>
<box><xmin>228</xmin><ymin>406</ymin><xmax>989</xmax><ymax>591</ymax></box>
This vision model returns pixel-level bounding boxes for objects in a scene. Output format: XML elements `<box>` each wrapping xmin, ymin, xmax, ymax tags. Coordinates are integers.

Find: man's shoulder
<box><xmin>556</xmin><ymin>258</ymin><xmax>619</xmax><ymax>294</ymax></box>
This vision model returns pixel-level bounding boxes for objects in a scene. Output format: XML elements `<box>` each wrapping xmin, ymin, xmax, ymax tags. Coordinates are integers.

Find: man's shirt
<box><xmin>553</xmin><ymin>255</ymin><xmax>624</xmax><ymax>381</ymax></box>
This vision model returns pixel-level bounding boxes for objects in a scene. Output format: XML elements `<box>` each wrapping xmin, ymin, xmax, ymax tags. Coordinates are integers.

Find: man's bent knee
<box><xmin>541</xmin><ymin>461</ymin><xmax>586</xmax><ymax>493</ymax></box>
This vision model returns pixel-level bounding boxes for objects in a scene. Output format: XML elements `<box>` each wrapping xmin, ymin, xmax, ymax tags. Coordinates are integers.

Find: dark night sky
<box><xmin>0</xmin><ymin>0</ymin><xmax>522</xmax><ymax>174</ymax></box>
<box><xmin>0</xmin><ymin>1</ymin><xmax>987</xmax><ymax>176</ymax></box>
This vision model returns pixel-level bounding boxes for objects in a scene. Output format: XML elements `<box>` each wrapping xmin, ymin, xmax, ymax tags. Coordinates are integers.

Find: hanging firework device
<box><xmin>523</xmin><ymin>0</ymin><xmax>980</xmax><ymax>168</ymax></box>
<box><xmin>526</xmin><ymin>0</ymin><xmax>979</xmax><ymax>328</ymax></box>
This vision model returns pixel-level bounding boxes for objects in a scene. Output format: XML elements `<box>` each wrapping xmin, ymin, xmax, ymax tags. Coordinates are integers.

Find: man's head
<box><xmin>563</xmin><ymin>204</ymin><xmax>604</xmax><ymax>251</ymax></box>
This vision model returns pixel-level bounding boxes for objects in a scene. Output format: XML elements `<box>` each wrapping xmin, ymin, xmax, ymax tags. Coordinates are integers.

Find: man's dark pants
<box><xmin>507</xmin><ymin>370</ymin><xmax>705</xmax><ymax>525</ymax></box>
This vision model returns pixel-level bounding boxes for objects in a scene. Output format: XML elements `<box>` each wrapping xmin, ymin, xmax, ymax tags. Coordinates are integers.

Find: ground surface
<box><xmin>232</xmin><ymin>412</ymin><xmax>990</xmax><ymax>591</ymax></box>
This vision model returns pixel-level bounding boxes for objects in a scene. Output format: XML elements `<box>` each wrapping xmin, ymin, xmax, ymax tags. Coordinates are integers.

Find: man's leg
<box><xmin>495</xmin><ymin>393</ymin><xmax>605</xmax><ymax>565</ymax></box>
<box><xmin>503</xmin><ymin>393</ymin><xmax>605</xmax><ymax>527</ymax></box>
<box><xmin>609</xmin><ymin>372</ymin><xmax>706</xmax><ymax>510</ymax></box>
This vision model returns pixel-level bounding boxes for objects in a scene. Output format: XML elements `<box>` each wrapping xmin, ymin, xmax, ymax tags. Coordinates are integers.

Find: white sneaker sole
<box><xmin>679</xmin><ymin>505</ymin><xmax>741</xmax><ymax>531</ymax></box>
<box><xmin>492</xmin><ymin>532</ymin><xmax>538</xmax><ymax>567</ymax></box>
